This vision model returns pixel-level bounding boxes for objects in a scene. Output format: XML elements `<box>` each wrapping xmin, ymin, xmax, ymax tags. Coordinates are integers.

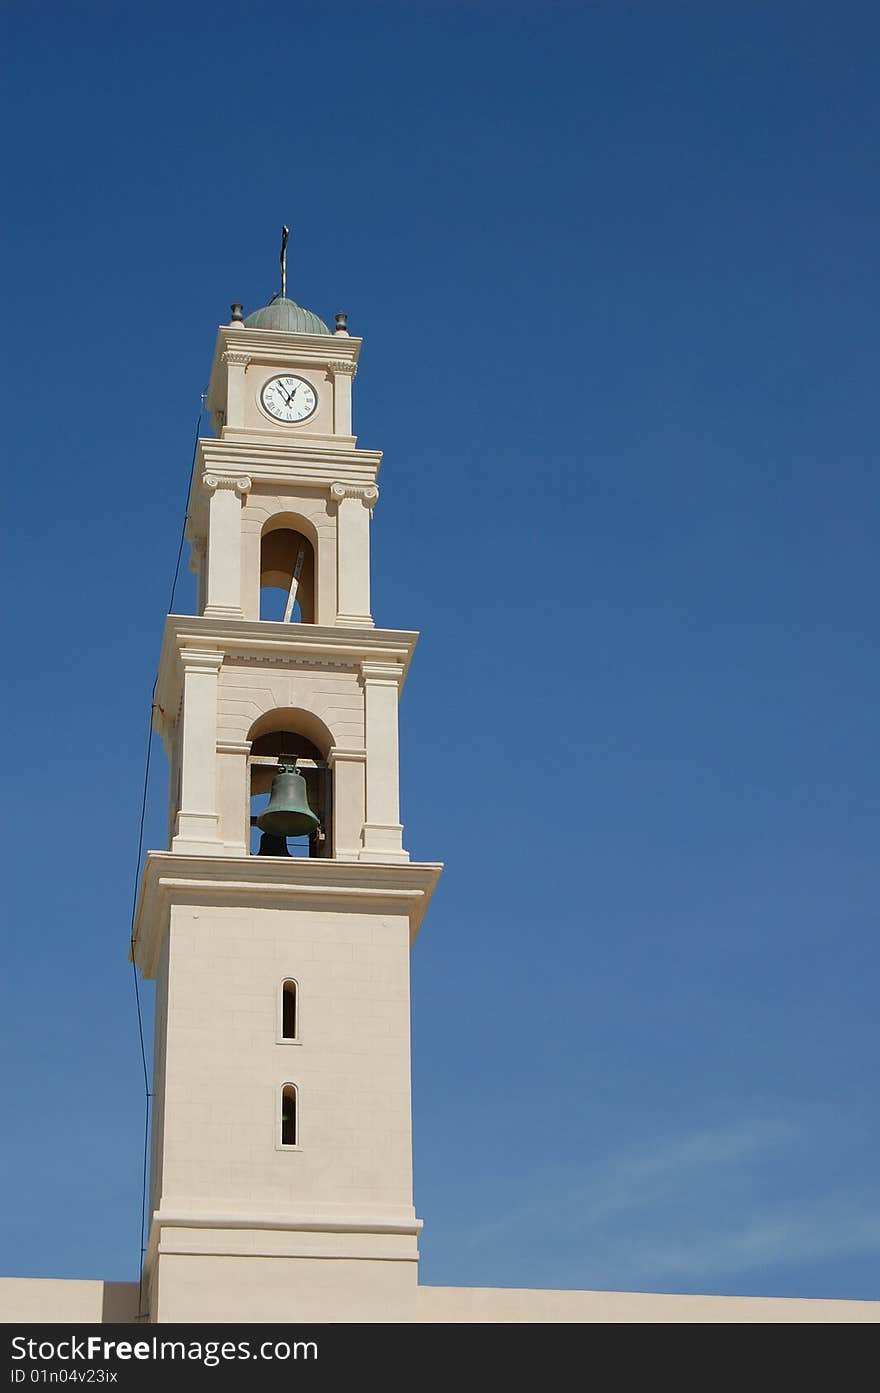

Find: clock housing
<box><xmin>260</xmin><ymin>374</ymin><xmax>318</xmax><ymax>425</ymax></box>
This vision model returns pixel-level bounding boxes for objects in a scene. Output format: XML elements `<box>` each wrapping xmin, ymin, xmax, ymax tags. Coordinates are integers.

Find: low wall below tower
<box><xmin>2</xmin><ymin>1275</ymin><xmax>879</xmax><ymax>1323</ymax></box>
<box><xmin>415</xmin><ymin>1284</ymin><xmax>880</xmax><ymax>1323</ymax></box>
<box><xmin>0</xmin><ymin>1279</ymin><xmax>140</xmax><ymax>1324</ymax></box>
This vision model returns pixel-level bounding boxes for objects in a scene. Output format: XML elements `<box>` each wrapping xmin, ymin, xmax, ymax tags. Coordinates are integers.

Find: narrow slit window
<box><xmin>282</xmin><ymin>980</ymin><xmax>298</xmax><ymax>1040</ymax></box>
<box><xmin>281</xmin><ymin>1085</ymin><xmax>297</xmax><ymax>1147</ymax></box>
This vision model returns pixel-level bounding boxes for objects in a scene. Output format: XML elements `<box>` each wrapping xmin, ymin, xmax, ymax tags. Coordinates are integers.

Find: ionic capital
<box><xmin>204</xmin><ymin>473</ymin><xmax>252</xmax><ymax>497</ymax></box>
<box><xmin>222</xmin><ymin>350</ymin><xmax>251</xmax><ymax>368</ymax></box>
<box><xmin>330</xmin><ymin>481</ymin><xmax>378</xmax><ymax>509</ymax></box>
<box><xmin>326</xmin><ymin>360</ymin><xmax>358</xmax><ymax>378</ymax></box>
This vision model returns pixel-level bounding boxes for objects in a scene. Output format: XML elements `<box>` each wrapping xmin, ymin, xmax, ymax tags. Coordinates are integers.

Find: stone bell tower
<box><xmin>131</xmin><ymin>263</ymin><xmax>442</xmax><ymax>1323</ymax></box>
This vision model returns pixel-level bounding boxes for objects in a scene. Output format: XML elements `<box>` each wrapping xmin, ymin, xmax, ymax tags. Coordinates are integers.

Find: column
<box><xmin>359</xmin><ymin>662</ymin><xmax>408</xmax><ymax>863</ymax></box>
<box><xmin>330</xmin><ymin>482</ymin><xmax>377</xmax><ymax>629</ymax></box>
<box><xmin>173</xmin><ymin>649</ymin><xmax>224</xmax><ymax>854</ymax></box>
<box><xmin>203</xmin><ymin>474</ymin><xmax>251</xmax><ymax>618</ymax></box>
<box><xmin>222</xmin><ymin>350</ymin><xmax>251</xmax><ymax>430</ymax></box>
<box><xmin>326</xmin><ymin>359</ymin><xmax>357</xmax><ymax>436</ymax></box>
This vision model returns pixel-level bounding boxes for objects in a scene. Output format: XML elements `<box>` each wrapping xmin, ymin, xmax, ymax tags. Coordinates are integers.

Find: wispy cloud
<box><xmin>607</xmin><ymin>1195</ymin><xmax>880</xmax><ymax>1284</ymax></box>
<box><xmin>464</xmin><ymin>1115</ymin><xmax>880</xmax><ymax>1289</ymax></box>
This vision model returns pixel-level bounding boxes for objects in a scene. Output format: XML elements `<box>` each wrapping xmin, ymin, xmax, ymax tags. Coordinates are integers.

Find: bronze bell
<box><xmin>256</xmin><ymin>762</ymin><xmax>320</xmax><ymax>839</ymax></box>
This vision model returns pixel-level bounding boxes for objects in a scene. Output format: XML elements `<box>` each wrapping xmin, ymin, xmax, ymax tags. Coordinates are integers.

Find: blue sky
<box><xmin>1</xmin><ymin>0</ymin><xmax>878</xmax><ymax>1301</ymax></box>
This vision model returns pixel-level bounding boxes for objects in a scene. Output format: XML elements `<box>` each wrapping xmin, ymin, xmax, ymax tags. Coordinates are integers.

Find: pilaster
<box><xmin>331</xmin><ymin>482</ymin><xmax>377</xmax><ymax>628</ymax></box>
<box><xmin>203</xmin><ymin>474</ymin><xmax>251</xmax><ymax>618</ymax></box>
<box><xmin>329</xmin><ymin>746</ymin><xmax>367</xmax><ymax>860</ymax></box>
<box><xmin>326</xmin><ymin>359</ymin><xmax>357</xmax><ymax>436</ymax></box>
<box><xmin>360</xmin><ymin>661</ymin><xmax>407</xmax><ymax>863</ymax></box>
<box><xmin>216</xmin><ymin>739</ymin><xmax>251</xmax><ymax>854</ymax></box>
<box><xmin>221</xmin><ymin>350</ymin><xmax>251</xmax><ymax>430</ymax></box>
<box><xmin>172</xmin><ymin>648</ymin><xmax>224</xmax><ymax>854</ymax></box>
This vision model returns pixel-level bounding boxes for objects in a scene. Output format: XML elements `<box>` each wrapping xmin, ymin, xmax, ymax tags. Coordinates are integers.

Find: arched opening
<box><xmin>260</xmin><ymin>518</ymin><xmax>316</xmax><ymax>623</ymax></box>
<box><xmin>280</xmin><ymin>1084</ymin><xmax>298</xmax><ymax>1147</ymax></box>
<box><xmin>281</xmin><ymin>980</ymin><xmax>298</xmax><ymax>1041</ymax></box>
<box><xmin>248</xmin><ymin>710</ymin><xmax>333</xmax><ymax>860</ymax></box>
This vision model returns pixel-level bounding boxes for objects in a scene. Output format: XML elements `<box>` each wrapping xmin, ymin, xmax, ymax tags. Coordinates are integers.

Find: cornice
<box><xmin>152</xmin><ymin>1211</ymin><xmax>421</xmax><ymax>1236</ymax></box>
<box><xmin>199</xmin><ymin>436</ymin><xmax>381</xmax><ymax>473</ymax></box>
<box><xmin>216</xmin><ymin>324</ymin><xmax>362</xmax><ymax>364</ymax></box>
<box><xmin>220</xmin><ymin>428</ymin><xmax>358</xmax><ymax>451</ymax></box>
<box><xmin>153</xmin><ymin>615</ymin><xmax>419</xmax><ymax>732</ymax></box>
<box><xmin>207</xmin><ymin>326</ymin><xmax>362</xmax><ymax>412</ymax></box>
<box><xmin>189</xmin><ymin>438</ymin><xmax>381</xmax><ymax>526</ymax></box>
<box><xmin>132</xmin><ymin>852</ymin><xmax>443</xmax><ymax>977</ymax></box>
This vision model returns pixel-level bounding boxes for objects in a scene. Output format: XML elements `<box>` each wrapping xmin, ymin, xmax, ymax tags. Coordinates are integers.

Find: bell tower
<box><xmin>132</xmin><ymin>252</ymin><xmax>442</xmax><ymax>1323</ymax></box>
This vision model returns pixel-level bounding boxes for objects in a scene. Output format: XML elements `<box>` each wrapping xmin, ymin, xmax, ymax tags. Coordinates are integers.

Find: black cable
<box><xmin>129</xmin><ymin>402</ymin><xmax>203</xmax><ymax>1319</ymax></box>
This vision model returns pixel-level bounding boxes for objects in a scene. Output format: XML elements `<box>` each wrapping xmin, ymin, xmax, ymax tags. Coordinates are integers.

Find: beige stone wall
<box><xmin>154</xmin><ymin>1255</ymin><xmax>417</xmax><ymax>1324</ymax></box>
<box><xmin>217</xmin><ymin>661</ymin><xmax>363</xmax><ymax>753</ymax></box>
<box><xmin>154</xmin><ymin>901</ymin><xmax>416</xmax><ymax>1220</ymax></box>
<box><xmin>242</xmin><ymin>364</ymin><xmax>335</xmax><ymax>439</ymax></box>
<box><xmin>0</xmin><ymin>1279</ymin><xmax>139</xmax><ymax>1324</ymax></box>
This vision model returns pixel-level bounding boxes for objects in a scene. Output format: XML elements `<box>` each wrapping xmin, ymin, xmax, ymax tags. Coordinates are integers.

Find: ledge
<box><xmin>207</xmin><ymin>324</ymin><xmax>363</xmax><ymax>411</ymax></box>
<box><xmin>153</xmin><ymin>616</ymin><xmax>419</xmax><ymax>732</ymax></box>
<box><xmin>197</xmin><ymin>434</ymin><xmax>381</xmax><ymax>477</ymax></box>
<box><xmin>153</xmin><ymin>1211</ymin><xmax>422</xmax><ymax>1236</ymax></box>
<box><xmin>132</xmin><ymin>853</ymin><xmax>443</xmax><ymax>978</ymax></box>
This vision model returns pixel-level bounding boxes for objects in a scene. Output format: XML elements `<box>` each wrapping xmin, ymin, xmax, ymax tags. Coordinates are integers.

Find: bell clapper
<box><xmin>282</xmin><ymin>542</ymin><xmax>307</xmax><ymax>624</ymax></box>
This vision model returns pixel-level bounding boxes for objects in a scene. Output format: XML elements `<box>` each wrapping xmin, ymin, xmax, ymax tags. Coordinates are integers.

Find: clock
<box><xmin>260</xmin><ymin>374</ymin><xmax>318</xmax><ymax>424</ymax></box>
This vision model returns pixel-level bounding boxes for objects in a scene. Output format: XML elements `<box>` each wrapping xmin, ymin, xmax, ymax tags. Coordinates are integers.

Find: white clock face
<box><xmin>261</xmin><ymin>375</ymin><xmax>317</xmax><ymax>424</ymax></box>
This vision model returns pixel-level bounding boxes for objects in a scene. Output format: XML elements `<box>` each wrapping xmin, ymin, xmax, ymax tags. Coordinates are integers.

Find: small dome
<box><xmin>244</xmin><ymin>296</ymin><xmax>330</xmax><ymax>335</ymax></box>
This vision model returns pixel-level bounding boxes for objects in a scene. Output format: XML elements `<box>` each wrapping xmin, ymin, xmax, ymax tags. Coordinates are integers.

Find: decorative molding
<box><xmin>221</xmin><ymin>351</ymin><xmax>251</xmax><ymax>367</ymax></box>
<box><xmin>152</xmin><ymin>617</ymin><xmax>419</xmax><ymax>734</ymax></box>
<box><xmin>216</xmin><ymin>740</ymin><xmax>252</xmax><ymax>755</ymax></box>
<box><xmin>204</xmin><ymin>473</ymin><xmax>252</xmax><ymax>497</ymax></box>
<box><xmin>132</xmin><ymin>852</ymin><xmax>444</xmax><ymax>978</ymax></box>
<box><xmin>328</xmin><ymin>747</ymin><xmax>368</xmax><ymax>764</ymax></box>
<box><xmin>195</xmin><ymin>437</ymin><xmax>382</xmax><ymax>489</ymax></box>
<box><xmin>330</xmin><ymin>481</ymin><xmax>379</xmax><ymax>508</ymax></box>
<box><xmin>179</xmin><ymin>648</ymin><xmax>224</xmax><ymax>673</ymax></box>
<box><xmin>326</xmin><ymin>360</ymin><xmax>358</xmax><ymax>378</ymax></box>
<box><xmin>360</xmin><ymin>661</ymin><xmax>405</xmax><ymax>686</ymax></box>
<box><xmin>226</xmin><ymin>652</ymin><xmax>359</xmax><ymax>672</ymax></box>
<box><xmin>153</xmin><ymin>1210</ymin><xmax>421</xmax><ymax>1236</ymax></box>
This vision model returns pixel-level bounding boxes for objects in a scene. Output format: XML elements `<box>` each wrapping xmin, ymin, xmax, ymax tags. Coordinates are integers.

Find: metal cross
<box><xmin>280</xmin><ymin>225</ymin><xmax>290</xmax><ymax>299</ymax></box>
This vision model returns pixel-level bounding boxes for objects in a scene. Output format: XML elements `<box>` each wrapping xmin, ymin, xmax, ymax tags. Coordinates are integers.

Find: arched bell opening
<box><xmin>260</xmin><ymin>520</ymin><xmax>316</xmax><ymax>624</ymax></box>
<box><xmin>247</xmin><ymin>710</ymin><xmax>333</xmax><ymax>860</ymax></box>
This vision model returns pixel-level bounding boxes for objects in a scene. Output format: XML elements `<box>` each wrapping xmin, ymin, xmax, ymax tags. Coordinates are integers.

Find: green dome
<box><xmin>244</xmin><ymin>296</ymin><xmax>330</xmax><ymax>335</ymax></box>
